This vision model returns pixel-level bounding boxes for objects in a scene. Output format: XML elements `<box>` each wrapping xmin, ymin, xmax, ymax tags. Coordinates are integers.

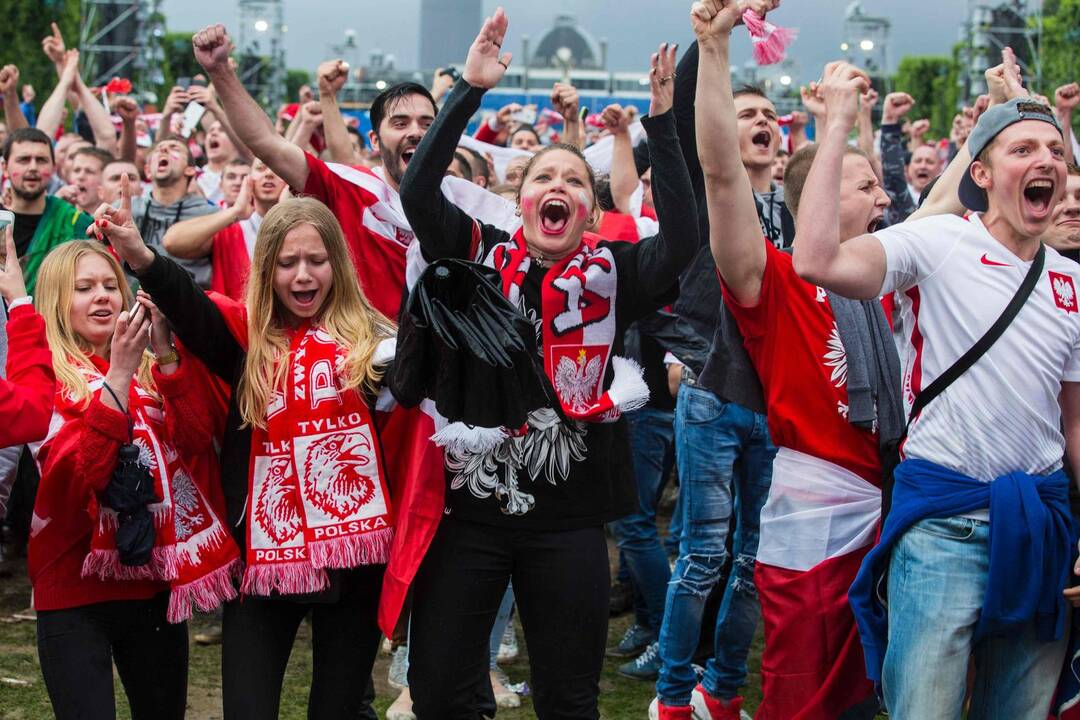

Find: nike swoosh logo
<box><xmin>980</xmin><ymin>253</ymin><xmax>1012</xmax><ymax>267</ymax></box>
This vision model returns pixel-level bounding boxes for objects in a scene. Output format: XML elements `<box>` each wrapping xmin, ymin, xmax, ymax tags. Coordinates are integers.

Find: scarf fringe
<box><xmin>607</xmin><ymin>356</ymin><xmax>649</xmax><ymax>415</ymax></box>
<box><xmin>743</xmin><ymin>9</ymin><xmax>798</xmax><ymax>65</ymax></box>
<box><xmin>80</xmin><ymin>544</ymin><xmax>180</xmax><ymax>582</ymax></box>
<box><xmin>308</xmin><ymin>526</ymin><xmax>394</xmax><ymax>569</ymax></box>
<box><xmin>166</xmin><ymin>559</ymin><xmax>242</xmax><ymax>624</ymax></box>
<box><xmin>432</xmin><ymin>423</ymin><xmax>509</xmax><ymax>455</ymax></box>
<box><xmin>239</xmin><ymin>561</ymin><xmax>329</xmax><ymax>597</ymax></box>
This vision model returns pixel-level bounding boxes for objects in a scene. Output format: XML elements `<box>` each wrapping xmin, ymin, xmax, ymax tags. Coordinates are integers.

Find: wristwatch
<box><xmin>154</xmin><ymin>345</ymin><xmax>179</xmax><ymax>366</ymax></box>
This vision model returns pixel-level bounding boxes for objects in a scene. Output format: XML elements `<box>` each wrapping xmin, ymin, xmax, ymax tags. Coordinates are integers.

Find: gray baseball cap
<box><xmin>958</xmin><ymin>97</ymin><xmax>1062</xmax><ymax>212</ymax></box>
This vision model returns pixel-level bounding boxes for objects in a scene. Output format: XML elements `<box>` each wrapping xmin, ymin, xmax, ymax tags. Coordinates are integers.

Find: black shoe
<box><xmin>609</xmin><ymin>580</ymin><xmax>633</xmax><ymax>616</ymax></box>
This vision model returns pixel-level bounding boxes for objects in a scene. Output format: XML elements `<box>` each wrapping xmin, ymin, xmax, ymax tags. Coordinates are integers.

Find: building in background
<box><xmin>418</xmin><ymin>0</ymin><xmax>482</xmax><ymax>71</ymax></box>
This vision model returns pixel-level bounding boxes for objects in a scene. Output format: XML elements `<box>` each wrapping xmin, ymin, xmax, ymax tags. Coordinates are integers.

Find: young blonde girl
<box><xmin>30</xmin><ymin>240</ymin><xmax>236</xmax><ymax>720</ymax></box>
<box><xmin>99</xmin><ymin>188</ymin><xmax>397</xmax><ymax>719</ymax></box>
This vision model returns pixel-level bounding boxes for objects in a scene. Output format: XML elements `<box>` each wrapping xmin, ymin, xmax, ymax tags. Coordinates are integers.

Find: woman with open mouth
<box><xmin>94</xmin><ymin>179</ymin><xmax>400</xmax><ymax>719</ymax></box>
<box><xmin>398</xmin><ymin>8</ymin><xmax>700</xmax><ymax>719</ymax></box>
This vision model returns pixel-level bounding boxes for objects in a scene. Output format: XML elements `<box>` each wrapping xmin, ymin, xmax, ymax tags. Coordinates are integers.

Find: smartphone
<box><xmin>180</xmin><ymin>101</ymin><xmax>206</xmax><ymax>138</ymax></box>
<box><xmin>176</xmin><ymin>77</ymin><xmax>191</xmax><ymax>91</ymax></box>
<box><xmin>510</xmin><ymin>106</ymin><xmax>537</xmax><ymax>125</ymax></box>
<box><xmin>190</xmin><ymin>77</ymin><xmax>208</xmax><ymax>88</ymax></box>
<box><xmin>0</xmin><ymin>210</ymin><xmax>13</xmax><ymax>262</ymax></box>
<box><xmin>440</xmin><ymin>67</ymin><xmax>460</xmax><ymax>81</ymax></box>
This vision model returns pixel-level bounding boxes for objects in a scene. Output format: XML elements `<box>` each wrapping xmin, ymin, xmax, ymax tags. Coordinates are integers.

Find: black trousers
<box><xmin>221</xmin><ymin>564</ymin><xmax>384</xmax><ymax>720</ymax></box>
<box><xmin>36</xmin><ymin>592</ymin><xmax>188</xmax><ymax>720</ymax></box>
<box><xmin>409</xmin><ymin>516</ymin><xmax>610</xmax><ymax>719</ymax></box>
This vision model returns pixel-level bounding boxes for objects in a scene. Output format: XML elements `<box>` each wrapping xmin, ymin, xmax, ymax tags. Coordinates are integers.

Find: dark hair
<box><xmin>461</xmin><ymin>146</ymin><xmax>491</xmax><ymax>184</ymax></box>
<box><xmin>451</xmin><ymin>151</ymin><xmax>474</xmax><ymax>182</ymax></box>
<box><xmin>227</xmin><ymin>157</ymin><xmax>252</xmax><ymax>168</ymax></box>
<box><xmin>3</xmin><ymin>127</ymin><xmax>55</xmax><ymax>163</ymax></box>
<box><xmin>1068</xmin><ymin>162</ymin><xmax>1080</xmax><ymax>177</ymax></box>
<box><xmin>369</xmin><ymin>82</ymin><xmax>437</xmax><ymax>138</ymax></box>
<box><xmin>69</xmin><ymin>146</ymin><xmax>115</xmax><ymax>169</ymax></box>
<box><xmin>595</xmin><ymin>174</ymin><xmax>614</xmax><ymax>212</ymax></box>
<box><xmin>514</xmin><ymin>142</ymin><xmax>597</xmax><ymax>203</ymax></box>
<box><xmin>784</xmin><ymin>143</ymin><xmax>868</xmax><ymax>219</ymax></box>
<box><xmin>733</xmin><ymin>84</ymin><xmax>769</xmax><ymax>100</ymax></box>
<box><xmin>509</xmin><ymin>124</ymin><xmax>541</xmax><ymax>146</ymax></box>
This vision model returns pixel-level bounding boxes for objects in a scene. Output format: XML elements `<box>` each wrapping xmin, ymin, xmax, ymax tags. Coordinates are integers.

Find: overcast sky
<box><xmin>162</xmin><ymin>0</ymin><xmax>969</xmax><ymax>84</ymax></box>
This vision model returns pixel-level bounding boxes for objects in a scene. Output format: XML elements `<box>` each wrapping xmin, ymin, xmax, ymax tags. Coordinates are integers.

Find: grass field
<box><xmin>0</xmin><ymin>546</ymin><xmax>772</xmax><ymax>720</ymax></box>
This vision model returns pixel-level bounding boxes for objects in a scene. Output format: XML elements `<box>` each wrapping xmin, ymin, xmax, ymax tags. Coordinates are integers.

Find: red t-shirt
<box><xmin>210</xmin><ymin>222</ymin><xmax>251</xmax><ymax>302</ymax></box>
<box><xmin>721</xmin><ymin>241</ymin><xmax>882</xmax><ymax>485</ymax></box>
<box><xmin>301</xmin><ymin>153</ymin><xmax>412</xmax><ymax>318</ymax></box>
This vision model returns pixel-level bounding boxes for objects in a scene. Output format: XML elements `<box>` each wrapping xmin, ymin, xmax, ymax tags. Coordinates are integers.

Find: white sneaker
<box><xmin>386</xmin><ymin>687</ymin><xmax>415</xmax><ymax>720</ymax></box>
<box><xmin>387</xmin><ymin>645</ymin><xmax>409</xmax><ymax>690</ymax></box>
<box><xmin>381</xmin><ymin>636</ymin><xmax>393</xmax><ymax>655</ymax></box>
<box><xmin>490</xmin><ymin>668</ymin><xmax>521</xmax><ymax>709</ymax></box>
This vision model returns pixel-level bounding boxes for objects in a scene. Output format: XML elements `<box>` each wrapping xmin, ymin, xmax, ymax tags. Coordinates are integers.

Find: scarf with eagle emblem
<box><xmin>242</xmin><ymin>321</ymin><xmax>394</xmax><ymax>597</ymax></box>
<box><xmin>440</xmin><ymin>227</ymin><xmax>648</xmax><ymax>443</ymax></box>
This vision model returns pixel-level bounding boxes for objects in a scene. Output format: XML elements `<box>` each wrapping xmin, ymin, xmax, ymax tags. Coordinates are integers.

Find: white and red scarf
<box><xmin>433</xmin><ymin>229</ymin><xmax>647</xmax><ymax>453</ymax></box>
<box><xmin>242</xmin><ymin>323</ymin><xmax>394</xmax><ymax>596</ymax></box>
<box><xmin>68</xmin><ymin>359</ymin><xmax>240</xmax><ymax>623</ymax></box>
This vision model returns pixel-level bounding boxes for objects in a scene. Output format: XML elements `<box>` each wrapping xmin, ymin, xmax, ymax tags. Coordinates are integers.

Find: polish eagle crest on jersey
<box><xmin>1050</xmin><ymin>271</ymin><xmax>1077</xmax><ymax>314</ymax></box>
<box><xmin>554</xmin><ymin>347</ymin><xmax>605</xmax><ymax>413</ymax></box>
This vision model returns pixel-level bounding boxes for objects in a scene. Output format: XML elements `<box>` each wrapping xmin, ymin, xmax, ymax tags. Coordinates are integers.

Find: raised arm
<box><xmin>188</xmin><ymin>84</ymin><xmax>253</xmax><ymax>161</ymax></box>
<box><xmin>36</xmin><ymin>50</ymin><xmax>79</xmax><ymax>138</ymax></box>
<box><xmin>602</xmin><ymin>105</ymin><xmax>638</xmax><ymax>213</ymax></box>
<box><xmin>400</xmin><ymin>9</ymin><xmax>513</xmax><ymax>261</ymax></box>
<box><xmin>1055</xmin><ymin>83</ymin><xmax>1078</xmax><ymax>166</ymax></box>
<box><xmin>552</xmin><ymin>83</ymin><xmax>583</xmax><ymax>150</ymax></box>
<box><xmin>114</xmin><ymin>97</ymin><xmax>139</xmax><ymax>162</ymax></box>
<box><xmin>193</xmin><ymin>25</ymin><xmax>309</xmax><ymax>190</ymax></box>
<box><xmin>879</xmin><ymin>92</ymin><xmax>917</xmax><ymax>221</ymax></box>
<box><xmin>0</xmin><ymin>66</ymin><xmax>29</xmax><ymax>131</ymax></box>
<box><xmin>628</xmin><ymin>44</ymin><xmax>699</xmax><ymax>302</ymax></box>
<box><xmin>856</xmin><ymin>87</ymin><xmax>882</xmax><ymax>180</ymax></box>
<box><xmin>73</xmin><ymin>74</ymin><xmax>119</xmax><ymax>156</ymax></box>
<box><xmin>164</xmin><ymin>177</ymin><xmax>253</xmax><ymax>259</ymax></box>
<box><xmin>317</xmin><ymin>60</ymin><xmax>360</xmax><ymax>165</ymax></box>
<box><xmin>790</xmin><ymin>61</ymin><xmax>886</xmax><ymax>300</ymax></box>
<box><xmin>693</xmin><ymin>0</ymin><xmax>768</xmax><ymax>307</ymax></box>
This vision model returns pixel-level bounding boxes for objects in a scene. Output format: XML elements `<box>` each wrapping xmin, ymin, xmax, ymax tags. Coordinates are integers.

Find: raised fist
<box><xmin>600</xmin><ymin>104</ymin><xmax>631</xmax><ymax>134</ymax></box>
<box><xmin>317</xmin><ymin>60</ymin><xmax>349</xmax><ymax>96</ymax></box>
<box><xmin>114</xmin><ymin>96</ymin><xmax>140</xmax><ymax>123</ymax></box>
<box><xmin>193</xmin><ymin>25</ymin><xmax>235</xmax><ymax>75</ymax></box>
<box><xmin>818</xmin><ymin>61</ymin><xmax>871</xmax><ymax>132</ymax></box>
<box><xmin>690</xmin><ymin>0</ymin><xmax>743</xmax><ymax>44</ymax></box>
<box><xmin>909</xmin><ymin>118</ymin><xmax>930</xmax><ymax>139</ymax></box>
<box><xmin>0</xmin><ymin>65</ymin><xmax>19</xmax><ymax>95</ymax></box>
<box><xmin>881</xmin><ymin>92</ymin><xmax>914</xmax><ymax>125</ymax></box>
<box><xmin>1055</xmin><ymin>82</ymin><xmax>1080</xmax><ymax>114</ymax></box>
<box><xmin>551</xmin><ymin>83</ymin><xmax>580</xmax><ymax>120</ymax></box>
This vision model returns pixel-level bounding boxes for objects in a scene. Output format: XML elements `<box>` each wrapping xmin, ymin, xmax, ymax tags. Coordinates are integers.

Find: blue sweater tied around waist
<box><xmin>849</xmin><ymin>458</ymin><xmax>1077</xmax><ymax>684</ymax></box>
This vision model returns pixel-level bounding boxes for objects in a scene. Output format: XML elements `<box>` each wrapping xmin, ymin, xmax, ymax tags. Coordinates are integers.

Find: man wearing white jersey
<box><xmin>795</xmin><ymin>54</ymin><xmax>1080</xmax><ymax>718</ymax></box>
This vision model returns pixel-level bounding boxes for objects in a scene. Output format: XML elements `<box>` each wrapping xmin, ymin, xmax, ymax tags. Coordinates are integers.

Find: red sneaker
<box><xmin>694</xmin><ymin>684</ymin><xmax>744</xmax><ymax>720</ymax></box>
<box><xmin>649</xmin><ymin>697</ymin><xmax>693</xmax><ymax>720</ymax></box>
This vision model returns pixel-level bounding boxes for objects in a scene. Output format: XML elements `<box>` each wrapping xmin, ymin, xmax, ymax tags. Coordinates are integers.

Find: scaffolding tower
<box><xmin>80</xmin><ymin>0</ymin><xmax>165</xmax><ymax>90</ymax></box>
<box><xmin>959</xmin><ymin>0</ymin><xmax>1043</xmax><ymax>99</ymax></box>
<box><xmin>237</xmin><ymin>0</ymin><xmax>287</xmax><ymax>109</ymax></box>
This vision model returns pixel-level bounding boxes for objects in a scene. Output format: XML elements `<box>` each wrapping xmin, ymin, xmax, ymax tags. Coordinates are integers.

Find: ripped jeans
<box><xmin>656</xmin><ymin>383</ymin><xmax>775</xmax><ymax>705</ymax></box>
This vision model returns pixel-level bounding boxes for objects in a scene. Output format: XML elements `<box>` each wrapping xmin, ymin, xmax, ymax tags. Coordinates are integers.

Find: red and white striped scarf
<box><xmin>242</xmin><ymin>323</ymin><xmax>394</xmax><ymax>596</ymax></box>
<box><xmin>59</xmin><ymin>359</ymin><xmax>240</xmax><ymax>623</ymax></box>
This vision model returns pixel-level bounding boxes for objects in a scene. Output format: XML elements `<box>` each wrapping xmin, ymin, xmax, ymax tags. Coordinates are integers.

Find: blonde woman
<box><xmin>97</xmin><ymin>179</ymin><xmax>398</xmax><ymax>720</ymax></box>
<box><xmin>30</xmin><ymin>240</ymin><xmax>236</xmax><ymax>719</ymax></box>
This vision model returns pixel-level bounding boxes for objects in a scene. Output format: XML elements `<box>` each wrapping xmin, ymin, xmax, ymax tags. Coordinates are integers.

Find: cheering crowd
<box><xmin>2</xmin><ymin>0</ymin><xmax>1080</xmax><ymax>718</ymax></box>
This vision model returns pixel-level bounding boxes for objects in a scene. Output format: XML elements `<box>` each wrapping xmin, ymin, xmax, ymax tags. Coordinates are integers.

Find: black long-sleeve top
<box><xmin>399</xmin><ymin>78</ymin><xmax>699</xmax><ymax>529</ymax></box>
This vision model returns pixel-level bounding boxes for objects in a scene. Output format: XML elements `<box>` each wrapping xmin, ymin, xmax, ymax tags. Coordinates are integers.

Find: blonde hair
<box><xmin>237</xmin><ymin>197</ymin><xmax>395</xmax><ymax>428</ymax></box>
<box><xmin>35</xmin><ymin>241</ymin><xmax>156</xmax><ymax>407</ymax></box>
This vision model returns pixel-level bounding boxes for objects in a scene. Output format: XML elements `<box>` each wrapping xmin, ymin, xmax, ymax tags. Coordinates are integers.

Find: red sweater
<box><xmin>2</xmin><ymin>304</ymin><xmax>55</xmax><ymax>446</ymax></box>
<box><xmin>28</xmin><ymin>355</ymin><xmax>215</xmax><ymax>611</ymax></box>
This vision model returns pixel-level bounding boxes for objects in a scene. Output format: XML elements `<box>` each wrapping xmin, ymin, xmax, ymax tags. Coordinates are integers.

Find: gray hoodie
<box><xmin>128</xmin><ymin>192</ymin><xmax>217</xmax><ymax>289</ymax></box>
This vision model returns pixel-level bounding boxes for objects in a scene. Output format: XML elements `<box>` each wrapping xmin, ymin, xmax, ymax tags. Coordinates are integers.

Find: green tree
<box><xmin>0</xmin><ymin>0</ymin><xmax>80</xmax><ymax>113</ymax></box>
<box><xmin>160</xmin><ymin>31</ymin><xmax>205</xmax><ymax>93</ymax></box>
<box><xmin>1037</xmin><ymin>0</ymin><xmax>1080</xmax><ymax>135</ymax></box>
<box><xmin>285</xmin><ymin>69</ymin><xmax>312</xmax><ymax>105</ymax></box>
<box><xmin>892</xmin><ymin>53</ymin><xmax>961</xmax><ymax>139</ymax></box>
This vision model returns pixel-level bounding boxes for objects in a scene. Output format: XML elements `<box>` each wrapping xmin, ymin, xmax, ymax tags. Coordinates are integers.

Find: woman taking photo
<box><xmin>98</xmin><ymin>183</ymin><xmax>397</xmax><ymax>720</ymax></box>
<box><xmin>398</xmin><ymin>8</ymin><xmax>699</xmax><ymax>717</ymax></box>
<box><xmin>30</xmin><ymin>240</ymin><xmax>236</xmax><ymax>719</ymax></box>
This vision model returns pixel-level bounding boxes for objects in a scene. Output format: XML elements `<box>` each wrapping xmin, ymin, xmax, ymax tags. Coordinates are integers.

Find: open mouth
<box><xmin>292</xmin><ymin>289</ymin><xmax>318</xmax><ymax>308</ymax></box>
<box><xmin>867</xmin><ymin>215</ymin><xmax>884</xmax><ymax>233</ymax></box>
<box><xmin>89</xmin><ymin>309</ymin><xmax>113</xmax><ymax>322</ymax></box>
<box><xmin>156</xmin><ymin>158</ymin><xmax>170</xmax><ymax>172</ymax></box>
<box><xmin>208</xmin><ymin>139</ymin><xmax>220</xmax><ymax>151</ymax></box>
<box><xmin>401</xmin><ymin>147</ymin><xmax>416</xmax><ymax>166</ymax></box>
<box><xmin>1023</xmin><ymin>178</ymin><xmax>1055</xmax><ymax>215</ymax></box>
<box><xmin>539</xmin><ymin>198</ymin><xmax>571</xmax><ymax>236</ymax></box>
<box><xmin>752</xmin><ymin>131</ymin><xmax>772</xmax><ymax>150</ymax></box>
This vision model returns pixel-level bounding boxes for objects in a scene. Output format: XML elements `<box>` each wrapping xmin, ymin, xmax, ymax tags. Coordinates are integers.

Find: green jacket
<box><xmin>23</xmin><ymin>196</ymin><xmax>93</xmax><ymax>294</ymax></box>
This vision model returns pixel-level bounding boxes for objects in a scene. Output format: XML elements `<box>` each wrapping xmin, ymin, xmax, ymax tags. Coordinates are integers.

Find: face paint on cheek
<box><xmin>576</xmin><ymin>191</ymin><xmax>591</xmax><ymax>221</ymax></box>
<box><xmin>521</xmin><ymin>195</ymin><xmax>537</xmax><ymax>215</ymax></box>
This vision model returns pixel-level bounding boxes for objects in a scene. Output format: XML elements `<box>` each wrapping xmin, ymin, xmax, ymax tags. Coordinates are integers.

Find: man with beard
<box><xmin>162</xmin><ymin>157</ymin><xmax>287</xmax><ymax>300</ymax></box>
<box><xmin>1043</xmin><ymin>164</ymin><xmax>1080</xmax><ymax>261</ymax></box>
<box><xmin>1</xmin><ymin>128</ymin><xmax>91</xmax><ymax>293</ymax></box>
<box><xmin>61</xmin><ymin>146</ymin><xmax>113</xmax><ymax>215</ymax></box>
<box><xmin>124</xmin><ymin>138</ymin><xmax>217</xmax><ymax>288</ymax></box>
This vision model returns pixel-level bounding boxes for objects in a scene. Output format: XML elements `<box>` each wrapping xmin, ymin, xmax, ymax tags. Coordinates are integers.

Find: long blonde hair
<box><xmin>35</xmin><ymin>241</ymin><xmax>156</xmax><ymax>407</ymax></box>
<box><xmin>238</xmin><ymin>197</ymin><xmax>395</xmax><ymax>429</ymax></box>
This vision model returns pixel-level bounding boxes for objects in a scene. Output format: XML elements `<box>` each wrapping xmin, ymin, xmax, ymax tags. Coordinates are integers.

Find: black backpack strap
<box><xmin>905</xmin><ymin>243</ymin><xmax>1045</xmax><ymax>427</ymax></box>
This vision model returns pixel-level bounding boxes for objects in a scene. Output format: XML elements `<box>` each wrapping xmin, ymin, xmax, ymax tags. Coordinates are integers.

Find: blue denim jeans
<box><xmin>656</xmin><ymin>383</ymin><xmax>775</xmax><ymax>705</ymax></box>
<box><xmin>883</xmin><ymin>516</ymin><xmax>1069</xmax><ymax>719</ymax></box>
<box><xmin>610</xmin><ymin>407</ymin><xmax>677</xmax><ymax>633</ymax></box>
